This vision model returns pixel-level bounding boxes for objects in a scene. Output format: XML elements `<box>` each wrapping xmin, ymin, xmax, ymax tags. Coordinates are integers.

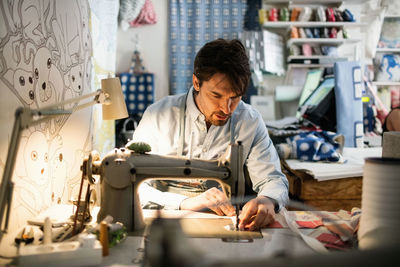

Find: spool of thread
<box><xmin>358</xmin><ymin>157</ymin><xmax>400</xmax><ymax>250</ymax></box>
<box><xmin>43</xmin><ymin>217</ymin><xmax>52</xmax><ymax>245</ymax></box>
<box><xmin>100</xmin><ymin>221</ymin><xmax>109</xmax><ymax>256</ymax></box>
<box><xmin>79</xmin><ymin>233</ymin><xmax>97</xmax><ymax>248</ymax></box>
<box><xmin>382</xmin><ymin>131</ymin><xmax>400</xmax><ymax>158</ymax></box>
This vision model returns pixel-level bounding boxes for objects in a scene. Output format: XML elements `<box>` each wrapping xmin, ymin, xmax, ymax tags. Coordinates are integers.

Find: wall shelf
<box><xmin>287</xmin><ymin>55</ymin><xmax>347</xmax><ymax>61</ymax></box>
<box><xmin>372</xmin><ymin>81</ymin><xmax>400</xmax><ymax>86</ymax></box>
<box><xmin>288</xmin><ymin>63</ymin><xmax>334</xmax><ymax>68</ymax></box>
<box><xmin>287</xmin><ymin>38</ymin><xmax>360</xmax><ymax>47</ymax></box>
<box><xmin>263</xmin><ymin>0</ymin><xmax>367</xmax><ymax>6</ymax></box>
<box><xmin>376</xmin><ymin>48</ymin><xmax>400</xmax><ymax>53</ymax></box>
<box><xmin>383</xmin><ymin>15</ymin><xmax>400</xmax><ymax>19</ymax></box>
<box><xmin>263</xmin><ymin>21</ymin><xmax>366</xmax><ymax>28</ymax></box>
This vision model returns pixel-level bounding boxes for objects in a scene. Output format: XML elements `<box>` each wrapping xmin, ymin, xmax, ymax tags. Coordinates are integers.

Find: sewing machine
<box><xmin>82</xmin><ymin>142</ymin><xmax>245</xmax><ymax>232</ymax></box>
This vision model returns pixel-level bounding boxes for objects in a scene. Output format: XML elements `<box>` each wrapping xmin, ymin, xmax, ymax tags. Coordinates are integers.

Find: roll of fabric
<box><xmin>334</xmin><ymin>61</ymin><xmax>364</xmax><ymax>147</ymax></box>
<box><xmin>358</xmin><ymin>157</ymin><xmax>400</xmax><ymax>250</ymax></box>
<box><xmin>382</xmin><ymin>131</ymin><xmax>400</xmax><ymax>158</ymax></box>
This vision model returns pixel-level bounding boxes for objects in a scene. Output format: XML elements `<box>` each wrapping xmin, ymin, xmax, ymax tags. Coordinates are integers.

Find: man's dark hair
<box><xmin>193</xmin><ymin>39</ymin><xmax>251</xmax><ymax>96</ymax></box>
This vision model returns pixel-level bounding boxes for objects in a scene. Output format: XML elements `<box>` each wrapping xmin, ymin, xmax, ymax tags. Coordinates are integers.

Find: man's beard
<box><xmin>207</xmin><ymin>112</ymin><xmax>231</xmax><ymax>126</ymax></box>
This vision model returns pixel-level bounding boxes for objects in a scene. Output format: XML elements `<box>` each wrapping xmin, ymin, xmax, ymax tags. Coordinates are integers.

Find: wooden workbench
<box><xmin>281</xmin><ymin>160</ymin><xmax>362</xmax><ymax>211</ymax></box>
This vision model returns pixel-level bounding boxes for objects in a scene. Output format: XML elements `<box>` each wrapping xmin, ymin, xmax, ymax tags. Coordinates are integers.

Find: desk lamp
<box><xmin>0</xmin><ymin>76</ymin><xmax>128</xmax><ymax>242</ymax></box>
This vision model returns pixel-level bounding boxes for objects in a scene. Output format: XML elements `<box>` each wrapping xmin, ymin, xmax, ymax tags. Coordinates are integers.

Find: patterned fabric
<box><xmin>169</xmin><ymin>0</ymin><xmax>247</xmax><ymax>95</ymax></box>
<box><xmin>276</xmin><ymin>131</ymin><xmax>344</xmax><ymax>162</ymax></box>
<box><xmin>120</xmin><ymin>72</ymin><xmax>154</xmax><ymax>116</ymax></box>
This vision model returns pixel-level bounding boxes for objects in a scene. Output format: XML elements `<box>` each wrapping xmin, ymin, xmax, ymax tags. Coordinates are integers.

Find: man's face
<box><xmin>193</xmin><ymin>73</ymin><xmax>242</xmax><ymax>127</ymax></box>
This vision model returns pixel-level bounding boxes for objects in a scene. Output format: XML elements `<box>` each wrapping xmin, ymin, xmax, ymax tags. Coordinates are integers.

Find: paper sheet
<box><xmin>285</xmin><ymin>147</ymin><xmax>382</xmax><ymax>181</ymax></box>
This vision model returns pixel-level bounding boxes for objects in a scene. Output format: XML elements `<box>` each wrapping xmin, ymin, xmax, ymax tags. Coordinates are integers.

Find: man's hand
<box><xmin>179</xmin><ymin>187</ymin><xmax>235</xmax><ymax>216</ymax></box>
<box><xmin>238</xmin><ymin>196</ymin><xmax>276</xmax><ymax>231</ymax></box>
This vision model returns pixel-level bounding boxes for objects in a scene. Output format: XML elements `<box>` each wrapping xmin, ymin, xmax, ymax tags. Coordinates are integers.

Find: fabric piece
<box><xmin>119</xmin><ymin>72</ymin><xmax>154</xmax><ymax>116</ymax></box>
<box><xmin>244</xmin><ymin>0</ymin><xmax>261</xmax><ymax>31</ymax></box>
<box><xmin>130</xmin><ymin>0</ymin><xmax>157</xmax><ymax>27</ymax></box>
<box><xmin>276</xmin><ymin>131</ymin><xmax>343</xmax><ymax>162</ymax></box>
<box><xmin>391</xmin><ymin>86</ymin><xmax>400</xmax><ymax>108</ymax></box>
<box><xmin>378</xmin><ymin>17</ymin><xmax>400</xmax><ymax>48</ymax></box>
<box><xmin>119</xmin><ymin>0</ymin><xmax>146</xmax><ymax>31</ymax></box>
<box><xmin>375</xmin><ymin>54</ymin><xmax>400</xmax><ymax>82</ymax></box>
<box><xmin>169</xmin><ymin>0</ymin><xmax>246</xmax><ymax>95</ymax></box>
<box><xmin>132</xmin><ymin>87</ymin><xmax>289</xmax><ymax>210</ymax></box>
<box><xmin>334</xmin><ymin>61</ymin><xmax>364</xmax><ymax>147</ymax></box>
<box><xmin>309</xmin><ymin>227</ymin><xmax>352</xmax><ymax>250</ymax></box>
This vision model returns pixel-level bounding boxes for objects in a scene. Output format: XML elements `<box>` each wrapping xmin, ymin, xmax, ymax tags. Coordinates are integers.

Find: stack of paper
<box><xmin>285</xmin><ymin>147</ymin><xmax>382</xmax><ymax>181</ymax></box>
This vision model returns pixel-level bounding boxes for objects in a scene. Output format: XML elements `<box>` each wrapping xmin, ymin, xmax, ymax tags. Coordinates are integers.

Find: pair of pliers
<box><xmin>15</xmin><ymin>227</ymin><xmax>34</xmax><ymax>246</ymax></box>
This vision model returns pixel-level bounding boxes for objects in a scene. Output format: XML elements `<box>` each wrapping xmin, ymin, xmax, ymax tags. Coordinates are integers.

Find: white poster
<box><xmin>0</xmin><ymin>0</ymin><xmax>93</xmax><ymax>232</ymax></box>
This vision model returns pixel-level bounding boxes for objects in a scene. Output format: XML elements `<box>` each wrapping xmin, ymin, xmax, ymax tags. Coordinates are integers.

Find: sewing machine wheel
<box><xmin>85</xmin><ymin>151</ymin><xmax>100</xmax><ymax>184</ymax></box>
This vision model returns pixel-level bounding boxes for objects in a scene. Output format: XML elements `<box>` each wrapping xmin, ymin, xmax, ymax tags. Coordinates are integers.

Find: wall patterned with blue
<box><xmin>169</xmin><ymin>0</ymin><xmax>247</xmax><ymax>95</ymax></box>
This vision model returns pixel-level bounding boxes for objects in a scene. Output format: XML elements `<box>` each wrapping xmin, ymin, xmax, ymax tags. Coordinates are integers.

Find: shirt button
<box><xmin>201</xmin><ymin>127</ymin><xmax>206</xmax><ymax>131</ymax></box>
<box><xmin>202</xmin><ymin>148</ymin><xmax>207</xmax><ymax>152</ymax></box>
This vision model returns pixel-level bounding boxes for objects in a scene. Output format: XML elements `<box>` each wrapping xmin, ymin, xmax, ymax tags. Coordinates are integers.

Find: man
<box><xmin>132</xmin><ymin>39</ymin><xmax>288</xmax><ymax>230</ymax></box>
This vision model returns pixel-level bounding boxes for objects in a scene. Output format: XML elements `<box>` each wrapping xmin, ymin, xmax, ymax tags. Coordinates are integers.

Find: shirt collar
<box><xmin>186</xmin><ymin>86</ymin><xmax>204</xmax><ymax>122</ymax></box>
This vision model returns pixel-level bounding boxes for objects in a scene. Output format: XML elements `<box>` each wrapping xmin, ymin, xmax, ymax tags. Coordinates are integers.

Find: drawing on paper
<box><xmin>0</xmin><ymin>0</ymin><xmax>93</xmax><ymax>231</ymax></box>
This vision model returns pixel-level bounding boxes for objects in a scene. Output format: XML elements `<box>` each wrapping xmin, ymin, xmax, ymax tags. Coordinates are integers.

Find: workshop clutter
<box><xmin>259</xmin><ymin>6</ymin><xmax>355</xmax><ymax>23</ymax></box>
<box><xmin>116</xmin><ymin>44</ymin><xmax>154</xmax><ymax>147</ymax></box>
<box><xmin>269</xmin><ymin>209</ymin><xmax>360</xmax><ymax>250</ymax></box>
<box><xmin>120</xmin><ymin>48</ymin><xmax>154</xmax><ymax>116</ymax></box>
<box><xmin>276</xmin><ymin>131</ymin><xmax>344</xmax><ymax>162</ymax></box>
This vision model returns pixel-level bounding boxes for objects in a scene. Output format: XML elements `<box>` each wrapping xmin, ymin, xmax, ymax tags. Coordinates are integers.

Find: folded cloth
<box><xmin>276</xmin><ymin>131</ymin><xmax>344</xmax><ymax>162</ymax></box>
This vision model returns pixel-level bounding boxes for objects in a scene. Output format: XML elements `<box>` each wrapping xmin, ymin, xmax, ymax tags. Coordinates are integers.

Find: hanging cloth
<box><xmin>129</xmin><ymin>0</ymin><xmax>157</xmax><ymax>27</ymax></box>
<box><xmin>119</xmin><ymin>0</ymin><xmax>146</xmax><ymax>31</ymax></box>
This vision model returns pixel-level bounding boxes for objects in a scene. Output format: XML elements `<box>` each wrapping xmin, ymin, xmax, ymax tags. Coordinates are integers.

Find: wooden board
<box><xmin>304</xmin><ymin>199</ymin><xmax>361</xmax><ymax>212</ymax></box>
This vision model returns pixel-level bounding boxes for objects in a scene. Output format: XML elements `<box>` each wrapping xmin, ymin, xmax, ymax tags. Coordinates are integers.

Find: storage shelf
<box><xmin>288</xmin><ymin>63</ymin><xmax>335</xmax><ymax>68</ymax></box>
<box><xmin>288</xmin><ymin>55</ymin><xmax>347</xmax><ymax>60</ymax></box>
<box><xmin>264</xmin><ymin>0</ymin><xmax>368</xmax><ymax>5</ymax></box>
<box><xmin>372</xmin><ymin>81</ymin><xmax>400</xmax><ymax>86</ymax></box>
<box><xmin>376</xmin><ymin>48</ymin><xmax>400</xmax><ymax>53</ymax></box>
<box><xmin>287</xmin><ymin>38</ymin><xmax>360</xmax><ymax>47</ymax></box>
<box><xmin>263</xmin><ymin>21</ymin><xmax>366</xmax><ymax>28</ymax></box>
<box><xmin>384</xmin><ymin>15</ymin><xmax>400</xmax><ymax>19</ymax></box>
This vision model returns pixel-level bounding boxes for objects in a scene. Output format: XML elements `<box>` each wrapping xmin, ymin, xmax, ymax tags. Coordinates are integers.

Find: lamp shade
<box><xmin>101</xmin><ymin>77</ymin><xmax>128</xmax><ymax>120</ymax></box>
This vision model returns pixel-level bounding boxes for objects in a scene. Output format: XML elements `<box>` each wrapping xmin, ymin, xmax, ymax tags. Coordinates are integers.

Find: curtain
<box><xmin>169</xmin><ymin>0</ymin><xmax>247</xmax><ymax>95</ymax></box>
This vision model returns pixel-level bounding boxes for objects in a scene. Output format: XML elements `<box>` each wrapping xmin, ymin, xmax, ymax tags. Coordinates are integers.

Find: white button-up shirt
<box><xmin>132</xmin><ymin>87</ymin><xmax>289</xmax><ymax>210</ymax></box>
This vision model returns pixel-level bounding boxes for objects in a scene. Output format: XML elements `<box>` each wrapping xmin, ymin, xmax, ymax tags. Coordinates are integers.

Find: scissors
<box><xmin>15</xmin><ymin>227</ymin><xmax>34</xmax><ymax>246</ymax></box>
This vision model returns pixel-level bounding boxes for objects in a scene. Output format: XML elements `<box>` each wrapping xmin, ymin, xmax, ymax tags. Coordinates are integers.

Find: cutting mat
<box><xmin>145</xmin><ymin>217</ymin><xmax>262</xmax><ymax>239</ymax></box>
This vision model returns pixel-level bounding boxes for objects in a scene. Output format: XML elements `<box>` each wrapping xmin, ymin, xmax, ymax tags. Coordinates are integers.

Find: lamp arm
<box><xmin>0</xmin><ymin>108</ymin><xmax>24</xmax><ymax>241</ymax></box>
<box><xmin>0</xmin><ymin>90</ymin><xmax>105</xmax><ymax>242</ymax></box>
<box><xmin>37</xmin><ymin>90</ymin><xmax>102</xmax><ymax>112</ymax></box>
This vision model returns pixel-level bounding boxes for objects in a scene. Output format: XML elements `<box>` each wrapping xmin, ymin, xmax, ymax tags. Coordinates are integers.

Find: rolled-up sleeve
<box><xmin>245</xmin><ymin>115</ymin><xmax>289</xmax><ymax>211</ymax></box>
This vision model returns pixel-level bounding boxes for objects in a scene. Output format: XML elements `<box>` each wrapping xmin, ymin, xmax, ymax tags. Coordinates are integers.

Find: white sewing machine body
<box><xmin>84</xmin><ymin>143</ymin><xmax>244</xmax><ymax>232</ymax></box>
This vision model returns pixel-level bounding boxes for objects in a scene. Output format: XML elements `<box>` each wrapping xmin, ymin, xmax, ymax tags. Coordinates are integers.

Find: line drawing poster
<box><xmin>0</xmin><ymin>0</ymin><xmax>93</xmax><ymax>232</ymax></box>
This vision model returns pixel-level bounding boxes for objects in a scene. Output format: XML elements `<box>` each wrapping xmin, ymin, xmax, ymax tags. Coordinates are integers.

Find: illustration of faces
<box><xmin>23</xmin><ymin>131</ymin><xmax>49</xmax><ymax>186</ymax></box>
<box><xmin>2</xmin><ymin>36</ymin><xmax>37</xmax><ymax>108</ymax></box>
<box><xmin>14</xmin><ymin>68</ymin><xmax>36</xmax><ymax>106</ymax></box>
<box><xmin>33</xmin><ymin>47</ymin><xmax>57</xmax><ymax>106</ymax></box>
<box><xmin>51</xmin><ymin>150</ymin><xmax>67</xmax><ymax>204</ymax></box>
<box><xmin>67</xmin><ymin>64</ymin><xmax>83</xmax><ymax>94</ymax></box>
